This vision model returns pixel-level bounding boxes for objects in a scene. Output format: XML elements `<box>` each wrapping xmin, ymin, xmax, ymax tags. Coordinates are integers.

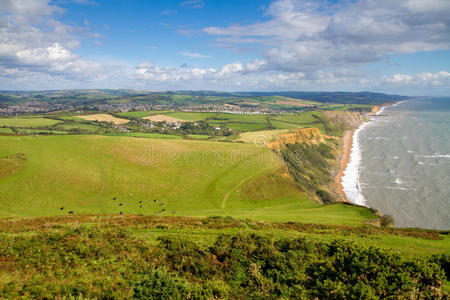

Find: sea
<box><xmin>342</xmin><ymin>97</ymin><xmax>450</xmax><ymax>230</ymax></box>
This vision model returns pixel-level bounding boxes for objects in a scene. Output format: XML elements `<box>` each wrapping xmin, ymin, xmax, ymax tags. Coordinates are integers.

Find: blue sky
<box><xmin>0</xmin><ymin>0</ymin><xmax>449</xmax><ymax>95</ymax></box>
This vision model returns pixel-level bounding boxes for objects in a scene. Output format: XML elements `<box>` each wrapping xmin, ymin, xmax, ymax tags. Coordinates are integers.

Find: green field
<box><xmin>0</xmin><ymin>135</ymin><xmax>374</xmax><ymax>225</ymax></box>
<box><xmin>237</xmin><ymin>129</ymin><xmax>290</xmax><ymax>143</ymax></box>
<box><xmin>0</xmin><ymin>127</ymin><xmax>13</xmax><ymax>134</ymax></box>
<box><xmin>0</xmin><ymin>117</ymin><xmax>62</xmax><ymax>127</ymax></box>
<box><xmin>105</xmin><ymin>132</ymin><xmax>184</xmax><ymax>139</ymax></box>
<box><xmin>116</xmin><ymin>111</ymin><xmax>153</xmax><ymax>118</ymax></box>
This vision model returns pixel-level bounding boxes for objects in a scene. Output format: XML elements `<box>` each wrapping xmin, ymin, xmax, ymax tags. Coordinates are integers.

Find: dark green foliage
<box><xmin>317</xmin><ymin>189</ymin><xmax>334</xmax><ymax>204</ymax></box>
<box><xmin>431</xmin><ymin>254</ymin><xmax>450</xmax><ymax>280</ymax></box>
<box><xmin>380</xmin><ymin>214</ymin><xmax>395</xmax><ymax>227</ymax></box>
<box><xmin>306</xmin><ymin>239</ymin><xmax>444</xmax><ymax>299</ymax></box>
<box><xmin>0</xmin><ymin>217</ymin><xmax>446</xmax><ymax>299</ymax></box>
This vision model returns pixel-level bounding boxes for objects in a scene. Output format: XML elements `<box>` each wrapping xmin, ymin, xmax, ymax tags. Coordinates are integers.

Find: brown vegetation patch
<box><xmin>142</xmin><ymin>115</ymin><xmax>186</xmax><ymax>123</ymax></box>
<box><xmin>0</xmin><ymin>215</ymin><xmax>442</xmax><ymax>240</ymax></box>
<box><xmin>0</xmin><ymin>153</ymin><xmax>27</xmax><ymax>179</ymax></box>
<box><xmin>78</xmin><ymin>114</ymin><xmax>129</xmax><ymax>124</ymax></box>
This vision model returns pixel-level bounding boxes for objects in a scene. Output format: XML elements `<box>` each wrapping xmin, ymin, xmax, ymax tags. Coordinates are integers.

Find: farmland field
<box><xmin>78</xmin><ymin>114</ymin><xmax>130</xmax><ymax>124</ymax></box>
<box><xmin>237</xmin><ymin>129</ymin><xmax>290</xmax><ymax>143</ymax></box>
<box><xmin>0</xmin><ymin>135</ymin><xmax>375</xmax><ymax>225</ymax></box>
<box><xmin>0</xmin><ymin>117</ymin><xmax>62</xmax><ymax>127</ymax></box>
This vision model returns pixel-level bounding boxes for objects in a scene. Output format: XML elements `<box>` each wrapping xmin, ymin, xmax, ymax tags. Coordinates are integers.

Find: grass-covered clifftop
<box><xmin>0</xmin><ymin>215</ymin><xmax>448</xmax><ymax>299</ymax></box>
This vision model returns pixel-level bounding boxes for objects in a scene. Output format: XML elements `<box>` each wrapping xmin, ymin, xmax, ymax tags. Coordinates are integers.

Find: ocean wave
<box><xmin>341</xmin><ymin>100</ymin><xmax>408</xmax><ymax>206</ymax></box>
<box><xmin>384</xmin><ymin>186</ymin><xmax>414</xmax><ymax>191</ymax></box>
<box><xmin>419</xmin><ymin>154</ymin><xmax>450</xmax><ymax>158</ymax></box>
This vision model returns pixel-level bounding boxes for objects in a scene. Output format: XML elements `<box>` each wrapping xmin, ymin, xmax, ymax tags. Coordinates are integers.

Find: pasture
<box><xmin>0</xmin><ymin>135</ymin><xmax>375</xmax><ymax>225</ymax></box>
<box><xmin>0</xmin><ymin>117</ymin><xmax>62</xmax><ymax>127</ymax></box>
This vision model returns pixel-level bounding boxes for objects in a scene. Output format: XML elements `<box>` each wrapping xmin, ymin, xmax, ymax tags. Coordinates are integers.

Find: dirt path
<box><xmin>221</xmin><ymin>168</ymin><xmax>271</xmax><ymax>210</ymax></box>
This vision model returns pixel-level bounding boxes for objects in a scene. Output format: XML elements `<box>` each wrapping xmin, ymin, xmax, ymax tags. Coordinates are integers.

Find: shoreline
<box><xmin>337</xmin><ymin>101</ymin><xmax>405</xmax><ymax>204</ymax></box>
<box><xmin>336</xmin><ymin>129</ymin><xmax>354</xmax><ymax>200</ymax></box>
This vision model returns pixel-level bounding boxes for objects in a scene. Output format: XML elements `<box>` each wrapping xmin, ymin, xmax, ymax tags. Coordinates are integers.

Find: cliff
<box><xmin>323</xmin><ymin>111</ymin><xmax>365</xmax><ymax>130</ymax></box>
<box><xmin>268</xmin><ymin>127</ymin><xmax>323</xmax><ymax>151</ymax></box>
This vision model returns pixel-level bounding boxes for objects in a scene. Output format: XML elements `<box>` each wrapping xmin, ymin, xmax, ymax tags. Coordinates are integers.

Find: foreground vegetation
<box><xmin>0</xmin><ymin>215</ymin><xmax>447</xmax><ymax>299</ymax></box>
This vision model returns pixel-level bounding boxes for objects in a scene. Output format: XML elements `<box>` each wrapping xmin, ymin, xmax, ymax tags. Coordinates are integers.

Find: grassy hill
<box><xmin>0</xmin><ymin>134</ymin><xmax>374</xmax><ymax>225</ymax></box>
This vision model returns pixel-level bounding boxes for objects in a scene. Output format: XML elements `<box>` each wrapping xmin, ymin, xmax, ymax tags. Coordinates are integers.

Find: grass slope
<box><xmin>0</xmin><ymin>135</ymin><xmax>374</xmax><ymax>225</ymax></box>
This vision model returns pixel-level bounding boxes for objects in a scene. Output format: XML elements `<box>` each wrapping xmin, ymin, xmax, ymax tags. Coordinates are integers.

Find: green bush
<box><xmin>0</xmin><ymin>222</ymin><xmax>446</xmax><ymax>299</ymax></box>
<box><xmin>431</xmin><ymin>254</ymin><xmax>450</xmax><ymax>280</ymax></box>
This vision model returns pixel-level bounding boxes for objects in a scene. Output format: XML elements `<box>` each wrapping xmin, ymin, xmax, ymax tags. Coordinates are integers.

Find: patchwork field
<box><xmin>0</xmin><ymin>135</ymin><xmax>375</xmax><ymax>225</ymax></box>
<box><xmin>142</xmin><ymin>114</ymin><xmax>186</xmax><ymax>122</ymax></box>
<box><xmin>78</xmin><ymin>114</ymin><xmax>129</xmax><ymax>124</ymax></box>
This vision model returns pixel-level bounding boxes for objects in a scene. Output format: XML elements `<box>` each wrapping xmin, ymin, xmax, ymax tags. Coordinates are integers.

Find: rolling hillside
<box><xmin>0</xmin><ymin>135</ymin><xmax>374</xmax><ymax>225</ymax></box>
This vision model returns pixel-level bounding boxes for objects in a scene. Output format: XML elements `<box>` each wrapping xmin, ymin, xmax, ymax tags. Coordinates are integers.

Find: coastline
<box><xmin>336</xmin><ymin>129</ymin><xmax>354</xmax><ymax>200</ymax></box>
<box><xmin>338</xmin><ymin>101</ymin><xmax>405</xmax><ymax>204</ymax></box>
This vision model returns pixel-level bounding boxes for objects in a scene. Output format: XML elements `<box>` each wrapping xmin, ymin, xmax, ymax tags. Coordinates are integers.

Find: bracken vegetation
<box><xmin>0</xmin><ymin>215</ymin><xmax>447</xmax><ymax>299</ymax></box>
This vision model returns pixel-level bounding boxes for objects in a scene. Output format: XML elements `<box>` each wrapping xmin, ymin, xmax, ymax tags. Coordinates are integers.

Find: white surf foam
<box><xmin>341</xmin><ymin>122</ymin><xmax>370</xmax><ymax>206</ymax></box>
<box><xmin>419</xmin><ymin>154</ymin><xmax>450</xmax><ymax>158</ymax></box>
<box><xmin>341</xmin><ymin>100</ymin><xmax>407</xmax><ymax>206</ymax></box>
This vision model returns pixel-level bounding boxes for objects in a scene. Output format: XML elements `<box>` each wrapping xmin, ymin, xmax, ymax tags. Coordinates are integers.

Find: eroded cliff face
<box><xmin>268</xmin><ymin>127</ymin><xmax>342</xmax><ymax>204</ymax></box>
<box><xmin>323</xmin><ymin>111</ymin><xmax>365</xmax><ymax>130</ymax></box>
<box><xmin>268</xmin><ymin>111</ymin><xmax>369</xmax><ymax>204</ymax></box>
<box><xmin>268</xmin><ymin>127</ymin><xmax>323</xmax><ymax>151</ymax></box>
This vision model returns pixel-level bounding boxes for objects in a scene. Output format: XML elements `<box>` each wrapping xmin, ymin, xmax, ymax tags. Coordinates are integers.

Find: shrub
<box><xmin>380</xmin><ymin>215</ymin><xmax>395</xmax><ymax>227</ymax></box>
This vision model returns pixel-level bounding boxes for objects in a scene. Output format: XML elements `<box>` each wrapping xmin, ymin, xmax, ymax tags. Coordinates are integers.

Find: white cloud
<box><xmin>204</xmin><ymin>0</ymin><xmax>450</xmax><ymax>72</ymax></box>
<box><xmin>0</xmin><ymin>0</ymin><xmax>116</xmax><ymax>87</ymax></box>
<box><xmin>383</xmin><ymin>71</ymin><xmax>450</xmax><ymax>86</ymax></box>
<box><xmin>180</xmin><ymin>51</ymin><xmax>211</xmax><ymax>58</ymax></box>
<box><xmin>0</xmin><ymin>0</ymin><xmax>448</xmax><ymax>94</ymax></box>
<box><xmin>179</xmin><ymin>0</ymin><xmax>204</xmax><ymax>9</ymax></box>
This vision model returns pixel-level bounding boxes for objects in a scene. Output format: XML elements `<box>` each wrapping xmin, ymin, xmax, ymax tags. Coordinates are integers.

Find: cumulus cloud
<box><xmin>383</xmin><ymin>71</ymin><xmax>450</xmax><ymax>86</ymax></box>
<box><xmin>0</xmin><ymin>0</ymin><xmax>449</xmax><ymax>93</ymax></box>
<box><xmin>0</xmin><ymin>0</ymin><xmax>120</xmax><ymax>88</ymax></box>
<box><xmin>204</xmin><ymin>0</ymin><xmax>450</xmax><ymax>72</ymax></box>
<box><xmin>132</xmin><ymin>59</ymin><xmax>364</xmax><ymax>91</ymax></box>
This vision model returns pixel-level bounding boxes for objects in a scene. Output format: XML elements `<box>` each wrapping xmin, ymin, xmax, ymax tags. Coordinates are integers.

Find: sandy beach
<box><xmin>337</xmin><ymin>103</ymin><xmax>396</xmax><ymax>203</ymax></box>
<box><xmin>336</xmin><ymin>129</ymin><xmax>354</xmax><ymax>200</ymax></box>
